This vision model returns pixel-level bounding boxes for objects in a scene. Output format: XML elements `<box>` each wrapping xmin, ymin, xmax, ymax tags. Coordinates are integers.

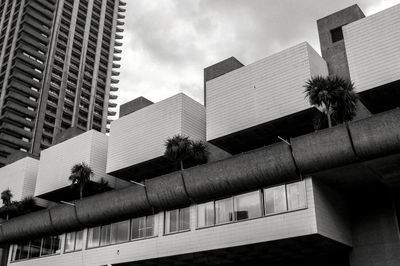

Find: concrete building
<box><xmin>0</xmin><ymin>3</ymin><xmax>400</xmax><ymax>266</ymax></box>
<box><xmin>107</xmin><ymin>93</ymin><xmax>206</xmax><ymax>181</ymax></box>
<box><xmin>0</xmin><ymin>157</ymin><xmax>38</xmax><ymax>202</ymax></box>
<box><xmin>0</xmin><ymin>0</ymin><xmax>126</xmax><ymax>167</ymax></box>
<box><xmin>34</xmin><ymin>130</ymin><xmax>129</xmax><ymax>202</ymax></box>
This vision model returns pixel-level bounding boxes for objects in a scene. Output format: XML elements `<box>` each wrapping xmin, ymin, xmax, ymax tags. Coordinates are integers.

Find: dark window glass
<box><xmin>331</xmin><ymin>27</ymin><xmax>344</xmax><ymax>43</ymax></box>
<box><xmin>29</xmin><ymin>239</ymin><xmax>41</xmax><ymax>258</ymax></box>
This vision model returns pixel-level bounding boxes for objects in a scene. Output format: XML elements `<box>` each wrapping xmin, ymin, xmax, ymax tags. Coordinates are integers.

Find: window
<box><xmin>287</xmin><ymin>181</ymin><xmax>307</xmax><ymax>210</ymax></box>
<box><xmin>215</xmin><ymin>198</ymin><xmax>234</xmax><ymax>224</ymax></box>
<box><xmin>234</xmin><ymin>191</ymin><xmax>262</xmax><ymax>221</ymax></box>
<box><xmin>330</xmin><ymin>26</ymin><xmax>344</xmax><ymax>43</ymax></box>
<box><xmin>110</xmin><ymin>220</ymin><xmax>130</xmax><ymax>244</ymax></box>
<box><xmin>165</xmin><ymin>207</ymin><xmax>190</xmax><ymax>234</ymax></box>
<box><xmin>87</xmin><ymin>227</ymin><xmax>100</xmax><ymax>248</ymax></box>
<box><xmin>264</xmin><ymin>185</ymin><xmax>287</xmax><ymax>215</ymax></box>
<box><xmin>131</xmin><ymin>215</ymin><xmax>157</xmax><ymax>239</ymax></box>
<box><xmin>29</xmin><ymin>239</ymin><xmax>41</xmax><ymax>258</ymax></box>
<box><xmin>65</xmin><ymin>230</ymin><xmax>83</xmax><ymax>252</ymax></box>
<box><xmin>197</xmin><ymin>202</ymin><xmax>215</xmax><ymax>228</ymax></box>
<box><xmin>41</xmin><ymin>236</ymin><xmax>61</xmax><ymax>256</ymax></box>
<box><xmin>88</xmin><ymin>220</ymin><xmax>130</xmax><ymax>248</ymax></box>
<box><xmin>12</xmin><ymin>235</ymin><xmax>62</xmax><ymax>261</ymax></box>
<box><xmin>100</xmin><ymin>224</ymin><xmax>111</xmax><ymax>246</ymax></box>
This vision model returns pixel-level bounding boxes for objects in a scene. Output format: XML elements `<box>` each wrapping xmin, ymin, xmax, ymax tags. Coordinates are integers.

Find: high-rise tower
<box><xmin>0</xmin><ymin>0</ymin><xmax>125</xmax><ymax>167</ymax></box>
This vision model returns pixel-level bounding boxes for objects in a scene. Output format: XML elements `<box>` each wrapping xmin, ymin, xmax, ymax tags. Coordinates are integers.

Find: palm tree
<box><xmin>69</xmin><ymin>162</ymin><xmax>94</xmax><ymax>200</ymax></box>
<box><xmin>164</xmin><ymin>135</ymin><xmax>209</xmax><ymax>170</ymax></box>
<box><xmin>1</xmin><ymin>189</ymin><xmax>12</xmax><ymax>207</ymax></box>
<box><xmin>304</xmin><ymin>75</ymin><xmax>358</xmax><ymax>128</ymax></box>
<box><xmin>1</xmin><ymin>189</ymin><xmax>13</xmax><ymax>220</ymax></box>
<box><xmin>164</xmin><ymin>135</ymin><xmax>192</xmax><ymax>171</ymax></box>
<box><xmin>17</xmin><ymin>197</ymin><xmax>36</xmax><ymax>215</ymax></box>
<box><xmin>191</xmin><ymin>140</ymin><xmax>208</xmax><ymax>165</ymax></box>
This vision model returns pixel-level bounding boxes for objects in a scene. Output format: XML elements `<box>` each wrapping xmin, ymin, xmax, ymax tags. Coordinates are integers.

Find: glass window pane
<box><xmin>138</xmin><ymin>216</ymin><xmax>147</xmax><ymax>238</ymax></box>
<box><xmin>51</xmin><ymin>236</ymin><xmax>61</xmax><ymax>254</ymax></box>
<box><xmin>131</xmin><ymin>217</ymin><xmax>143</xmax><ymax>239</ymax></box>
<box><xmin>29</xmin><ymin>239</ymin><xmax>41</xmax><ymax>258</ymax></box>
<box><xmin>65</xmin><ymin>232</ymin><xmax>76</xmax><ymax>252</ymax></box>
<box><xmin>111</xmin><ymin>220</ymin><xmax>130</xmax><ymax>244</ymax></box>
<box><xmin>146</xmin><ymin>215</ymin><xmax>156</xmax><ymax>237</ymax></box>
<box><xmin>287</xmin><ymin>181</ymin><xmax>307</xmax><ymax>210</ymax></box>
<box><xmin>197</xmin><ymin>202</ymin><xmax>215</xmax><ymax>228</ymax></box>
<box><xmin>215</xmin><ymin>198</ymin><xmax>234</xmax><ymax>224</ymax></box>
<box><xmin>87</xmin><ymin>227</ymin><xmax>100</xmax><ymax>248</ymax></box>
<box><xmin>100</xmin><ymin>225</ymin><xmax>111</xmax><ymax>246</ymax></box>
<box><xmin>234</xmin><ymin>191</ymin><xmax>262</xmax><ymax>220</ymax></box>
<box><xmin>41</xmin><ymin>237</ymin><xmax>52</xmax><ymax>256</ymax></box>
<box><xmin>41</xmin><ymin>236</ymin><xmax>60</xmax><ymax>256</ymax></box>
<box><xmin>165</xmin><ymin>209</ymin><xmax>179</xmax><ymax>234</ymax></box>
<box><xmin>75</xmin><ymin>230</ymin><xmax>83</xmax><ymax>251</ymax></box>
<box><xmin>19</xmin><ymin>242</ymin><xmax>30</xmax><ymax>259</ymax></box>
<box><xmin>11</xmin><ymin>245</ymin><xmax>19</xmax><ymax>261</ymax></box>
<box><xmin>179</xmin><ymin>207</ymin><xmax>190</xmax><ymax>231</ymax></box>
<box><xmin>264</xmin><ymin>185</ymin><xmax>287</xmax><ymax>215</ymax></box>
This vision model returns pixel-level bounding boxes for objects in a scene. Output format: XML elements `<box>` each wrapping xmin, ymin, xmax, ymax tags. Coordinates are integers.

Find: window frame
<box><xmin>164</xmin><ymin>207</ymin><xmax>191</xmax><ymax>235</ymax></box>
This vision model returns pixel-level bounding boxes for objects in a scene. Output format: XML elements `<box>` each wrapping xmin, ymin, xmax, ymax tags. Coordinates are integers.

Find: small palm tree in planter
<box><xmin>0</xmin><ymin>190</ymin><xmax>36</xmax><ymax>220</ymax></box>
<box><xmin>1</xmin><ymin>189</ymin><xmax>14</xmax><ymax>220</ymax></box>
<box><xmin>69</xmin><ymin>162</ymin><xmax>94</xmax><ymax>200</ymax></box>
<box><xmin>164</xmin><ymin>135</ymin><xmax>208</xmax><ymax>171</ymax></box>
<box><xmin>304</xmin><ymin>75</ymin><xmax>358</xmax><ymax>129</ymax></box>
<box><xmin>191</xmin><ymin>140</ymin><xmax>208</xmax><ymax>165</ymax></box>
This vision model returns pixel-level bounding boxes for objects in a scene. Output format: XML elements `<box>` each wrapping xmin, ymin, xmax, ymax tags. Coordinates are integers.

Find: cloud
<box><xmin>114</xmin><ymin>0</ymin><xmax>400</xmax><ymax>115</ymax></box>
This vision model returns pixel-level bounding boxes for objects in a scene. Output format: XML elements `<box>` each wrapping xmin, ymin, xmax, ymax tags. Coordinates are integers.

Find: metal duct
<box><xmin>349</xmin><ymin>108</ymin><xmax>400</xmax><ymax>160</ymax></box>
<box><xmin>291</xmin><ymin>123</ymin><xmax>358</xmax><ymax>174</ymax></box>
<box><xmin>75</xmin><ymin>184</ymin><xmax>152</xmax><ymax>227</ymax></box>
<box><xmin>145</xmin><ymin>171</ymin><xmax>191</xmax><ymax>210</ymax></box>
<box><xmin>183</xmin><ymin>142</ymin><xmax>298</xmax><ymax>202</ymax></box>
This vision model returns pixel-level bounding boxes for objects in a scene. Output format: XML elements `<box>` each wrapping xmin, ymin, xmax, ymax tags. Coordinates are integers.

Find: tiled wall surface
<box><xmin>206</xmin><ymin>42</ymin><xmax>328</xmax><ymax>141</ymax></box>
<box><xmin>106</xmin><ymin>93</ymin><xmax>206</xmax><ymax>174</ymax></box>
<box><xmin>344</xmin><ymin>4</ymin><xmax>400</xmax><ymax>92</ymax></box>
<box><xmin>0</xmin><ymin>157</ymin><xmax>39</xmax><ymax>201</ymax></box>
<box><xmin>34</xmin><ymin>130</ymin><xmax>116</xmax><ymax>196</ymax></box>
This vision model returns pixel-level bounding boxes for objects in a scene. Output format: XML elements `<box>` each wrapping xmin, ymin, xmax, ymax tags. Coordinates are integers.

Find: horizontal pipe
<box><xmin>291</xmin><ymin>123</ymin><xmax>358</xmax><ymax>174</ymax></box>
<box><xmin>146</xmin><ymin>172</ymin><xmax>191</xmax><ymax>210</ymax></box>
<box><xmin>349</xmin><ymin>108</ymin><xmax>400</xmax><ymax>160</ymax></box>
<box><xmin>183</xmin><ymin>142</ymin><xmax>298</xmax><ymax>203</ymax></box>
<box><xmin>0</xmin><ymin>109</ymin><xmax>399</xmax><ymax>244</ymax></box>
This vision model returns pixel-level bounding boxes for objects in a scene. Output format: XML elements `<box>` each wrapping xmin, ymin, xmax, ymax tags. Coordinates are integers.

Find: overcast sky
<box><xmin>116</xmin><ymin>0</ymin><xmax>400</xmax><ymax>110</ymax></box>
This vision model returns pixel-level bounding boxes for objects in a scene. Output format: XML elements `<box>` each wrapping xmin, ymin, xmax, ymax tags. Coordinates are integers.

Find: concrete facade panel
<box><xmin>34</xmin><ymin>130</ymin><xmax>114</xmax><ymax>196</ymax></box>
<box><xmin>206</xmin><ymin>42</ymin><xmax>328</xmax><ymax>141</ymax></box>
<box><xmin>344</xmin><ymin>4</ymin><xmax>400</xmax><ymax>92</ymax></box>
<box><xmin>0</xmin><ymin>157</ymin><xmax>39</xmax><ymax>202</ymax></box>
<box><xmin>313</xmin><ymin>179</ymin><xmax>352</xmax><ymax>246</ymax></box>
<box><xmin>106</xmin><ymin>93</ymin><xmax>205</xmax><ymax>174</ymax></box>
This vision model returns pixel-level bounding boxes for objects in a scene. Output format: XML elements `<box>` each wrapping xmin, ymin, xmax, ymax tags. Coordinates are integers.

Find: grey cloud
<box><xmin>118</xmin><ymin>0</ymin><xmax>395</xmax><ymax>107</ymax></box>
